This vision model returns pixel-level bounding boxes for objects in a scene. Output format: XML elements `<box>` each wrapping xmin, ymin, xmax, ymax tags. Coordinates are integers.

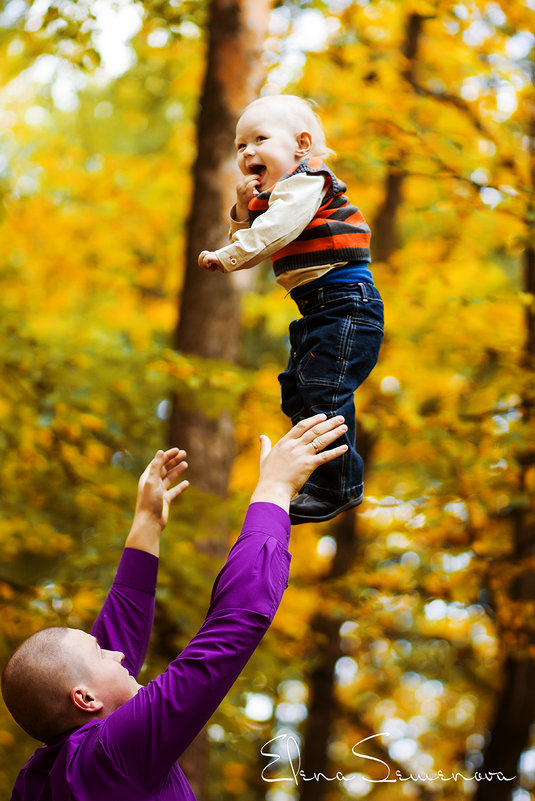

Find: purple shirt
<box><xmin>11</xmin><ymin>502</ymin><xmax>291</xmax><ymax>800</ymax></box>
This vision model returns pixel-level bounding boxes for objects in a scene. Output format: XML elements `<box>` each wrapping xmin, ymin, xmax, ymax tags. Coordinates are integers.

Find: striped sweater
<box><xmin>248</xmin><ymin>157</ymin><xmax>371</xmax><ymax>277</ymax></box>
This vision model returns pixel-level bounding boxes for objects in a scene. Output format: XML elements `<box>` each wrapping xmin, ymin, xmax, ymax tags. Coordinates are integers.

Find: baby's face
<box><xmin>235</xmin><ymin>105</ymin><xmax>301</xmax><ymax>192</ymax></box>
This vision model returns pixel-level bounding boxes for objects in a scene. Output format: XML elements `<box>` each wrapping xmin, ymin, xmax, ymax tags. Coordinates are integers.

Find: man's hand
<box><xmin>198</xmin><ymin>251</ymin><xmax>224</xmax><ymax>272</ymax></box>
<box><xmin>235</xmin><ymin>173</ymin><xmax>260</xmax><ymax>220</ymax></box>
<box><xmin>126</xmin><ymin>448</ymin><xmax>189</xmax><ymax>556</ymax></box>
<box><xmin>250</xmin><ymin>415</ymin><xmax>348</xmax><ymax>511</ymax></box>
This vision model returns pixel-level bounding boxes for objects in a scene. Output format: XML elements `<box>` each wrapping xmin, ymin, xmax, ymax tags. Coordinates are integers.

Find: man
<box><xmin>2</xmin><ymin>413</ymin><xmax>348</xmax><ymax>800</ymax></box>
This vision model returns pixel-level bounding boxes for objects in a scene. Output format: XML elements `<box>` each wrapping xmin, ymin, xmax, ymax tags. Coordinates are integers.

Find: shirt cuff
<box><xmin>241</xmin><ymin>502</ymin><xmax>291</xmax><ymax>548</ymax></box>
<box><xmin>230</xmin><ymin>204</ymin><xmax>250</xmax><ymax>226</ymax></box>
<box><xmin>115</xmin><ymin>547</ymin><xmax>159</xmax><ymax>593</ymax></box>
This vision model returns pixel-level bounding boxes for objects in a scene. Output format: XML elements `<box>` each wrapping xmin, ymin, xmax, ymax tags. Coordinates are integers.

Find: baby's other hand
<box><xmin>235</xmin><ymin>173</ymin><xmax>260</xmax><ymax>220</ymax></box>
<box><xmin>198</xmin><ymin>251</ymin><xmax>223</xmax><ymax>272</ymax></box>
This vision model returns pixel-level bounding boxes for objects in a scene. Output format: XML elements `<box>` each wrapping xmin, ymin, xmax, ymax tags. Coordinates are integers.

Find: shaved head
<box><xmin>2</xmin><ymin>626</ymin><xmax>139</xmax><ymax>742</ymax></box>
<box><xmin>1</xmin><ymin>627</ymin><xmax>88</xmax><ymax>741</ymax></box>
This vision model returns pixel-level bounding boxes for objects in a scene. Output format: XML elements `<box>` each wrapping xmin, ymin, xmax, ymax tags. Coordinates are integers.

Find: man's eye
<box><xmin>256</xmin><ymin>136</ymin><xmax>267</xmax><ymax>142</ymax></box>
<box><xmin>237</xmin><ymin>143</ymin><xmax>245</xmax><ymax>151</ymax></box>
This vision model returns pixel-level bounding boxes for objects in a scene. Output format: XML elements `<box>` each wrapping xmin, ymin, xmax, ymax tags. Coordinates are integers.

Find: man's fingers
<box><xmin>301</xmin><ymin>415</ymin><xmax>346</xmax><ymax>446</ymax></box>
<box><xmin>290</xmin><ymin>414</ymin><xmax>346</xmax><ymax>447</ymax></box>
<box><xmin>290</xmin><ymin>414</ymin><xmax>328</xmax><ymax>440</ymax></box>
<box><xmin>147</xmin><ymin>450</ymin><xmax>166</xmax><ymax>479</ymax></box>
<box><xmin>316</xmin><ymin>443</ymin><xmax>348</xmax><ymax>463</ymax></box>
<box><xmin>163</xmin><ymin>460</ymin><xmax>188</xmax><ymax>488</ymax></box>
<box><xmin>310</xmin><ymin>422</ymin><xmax>348</xmax><ymax>453</ymax></box>
<box><xmin>166</xmin><ymin>480</ymin><xmax>190</xmax><ymax>503</ymax></box>
<box><xmin>160</xmin><ymin>448</ymin><xmax>186</xmax><ymax>474</ymax></box>
<box><xmin>258</xmin><ymin>434</ymin><xmax>272</xmax><ymax>464</ymax></box>
<box><xmin>163</xmin><ymin>447</ymin><xmax>181</xmax><ymax>459</ymax></box>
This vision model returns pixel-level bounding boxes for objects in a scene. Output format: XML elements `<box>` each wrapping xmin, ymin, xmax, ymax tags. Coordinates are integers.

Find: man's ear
<box><xmin>71</xmin><ymin>687</ymin><xmax>104</xmax><ymax>714</ymax></box>
<box><xmin>295</xmin><ymin>130</ymin><xmax>312</xmax><ymax>158</ymax></box>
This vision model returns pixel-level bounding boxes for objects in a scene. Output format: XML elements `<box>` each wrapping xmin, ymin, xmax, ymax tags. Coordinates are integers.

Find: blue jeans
<box><xmin>278</xmin><ymin>282</ymin><xmax>384</xmax><ymax>502</ymax></box>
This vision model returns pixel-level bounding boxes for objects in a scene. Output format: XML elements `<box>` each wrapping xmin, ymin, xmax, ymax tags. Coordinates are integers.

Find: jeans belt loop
<box><xmin>358</xmin><ymin>282</ymin><xmax>369</xmax><ymax>302</ymax></box>
<box><xmin>318</xmin><ymin>288</ymin><xmax>325</xmax><ymax>308</ymax></box>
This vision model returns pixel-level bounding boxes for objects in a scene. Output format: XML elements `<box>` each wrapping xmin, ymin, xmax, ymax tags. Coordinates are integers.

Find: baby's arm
<box><xmin>198</xmin><ymin>174</ymin><xmax>261</xmax><ymax>271</ymax></box>
<box><xmin>199</xmin><ymin>173</ymin><xmax>325</xmax><ymax>274</ymax></box>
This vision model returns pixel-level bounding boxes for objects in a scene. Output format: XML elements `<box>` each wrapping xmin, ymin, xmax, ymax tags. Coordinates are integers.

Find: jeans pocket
<box><xmin>358</xmin><ymin>297</ymin><xmax>384</xmax><ymax>333</ymax></box>
<box><xmin>296</xmin><ymin>313</ymin><xmax>354</xmax><ymax>390</ymax></box>
<box><xmin>298</xmin><ymin>350</ymin><xmax>341</xmax><ymax>389</ymax></box>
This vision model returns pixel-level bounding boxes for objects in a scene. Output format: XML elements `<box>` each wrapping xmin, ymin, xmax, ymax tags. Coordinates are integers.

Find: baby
<box><xmin>199</xmin><ymin>94</ymin><xmax>384</xmax><ymax>524</ymax></box>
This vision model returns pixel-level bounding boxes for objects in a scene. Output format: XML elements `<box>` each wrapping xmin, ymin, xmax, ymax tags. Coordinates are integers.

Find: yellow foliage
<box><xmin>0</xmin><ymin>583</ymin><xmax>15</xmax><ymax>600</ymax></box>
<box><xmin>0</xmin><ymin>731</ymin><xmax>15</xmax><ymax>748</ymax></box>
<box><xmin>71</xmin><ymin>587</ymin><xmax>101</xmax><ymax>617</ymax></box>
<box><xmin>272</xmin><ymin>585</ymin><xmax>318</xmax><ymax>640</ymax></box>
<box><xmin>0</xmin><ymin>0</ymin><xmax>533</xmax><ymax>792</ymax></box>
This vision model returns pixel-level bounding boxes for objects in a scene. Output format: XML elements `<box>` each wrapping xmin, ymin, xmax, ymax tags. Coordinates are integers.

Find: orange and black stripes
<box><xmin>248</xmin><ymin>158</ymin><xmax>371</xmax><ymax>276</ymax></box>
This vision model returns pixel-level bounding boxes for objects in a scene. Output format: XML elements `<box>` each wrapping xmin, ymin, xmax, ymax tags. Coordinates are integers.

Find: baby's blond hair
<box><xmin>240</xmin><ymin>95</ymin><xmax>335</xmax><ymax>160</ymax></box>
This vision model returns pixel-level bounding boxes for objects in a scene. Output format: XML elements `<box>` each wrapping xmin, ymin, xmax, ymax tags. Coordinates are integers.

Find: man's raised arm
<box><xmin>91</xmin><ymin>449</ymin><xmax>189</xmax><ymax>678</ymax></box>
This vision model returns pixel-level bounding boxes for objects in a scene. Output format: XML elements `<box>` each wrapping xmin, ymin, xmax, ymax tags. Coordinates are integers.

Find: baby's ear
<box><xmin>295</xmin><ymin>130</ymin><xmax>312</xmax><ymax>158</ymax></box>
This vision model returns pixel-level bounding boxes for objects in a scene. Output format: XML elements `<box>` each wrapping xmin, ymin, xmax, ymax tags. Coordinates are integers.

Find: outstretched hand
<box><xmin>250</xmin><ymin>414</ymin><xmax>348</xmax><ymax>511</ymax></box>
<box><xmin>198</xmin><ymin>251</ymin><xmax>224</xmax><ymax>272</ymax></box>
<box><xmin>136</xmin><ymin>448</ymin><xmax>189</xmax><ymax>529</ymax></box>
<box><xmin>126</xmin><ymin>448</ymin><xmax>189</xmax><ymax>556</ymax></box>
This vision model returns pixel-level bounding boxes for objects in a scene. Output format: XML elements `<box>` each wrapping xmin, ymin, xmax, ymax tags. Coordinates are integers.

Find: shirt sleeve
<box><xmin>97</xmin><ymin>502</ymin><xmax>291</xmax><ymax>793</ymax></box>
<box><xmin>91</xmin><ymin>548</ymin><xmax>158</xmax><ymax>678</ymax></box>
<box><xmin>229</xmin><ymin>204</ymin><xmax>251</xmax><ymax>236</ymax></box>
<box><xmin>215</xmin><ymin>173</ymin><xmax>325</xmax><ymax>273</ymax></box>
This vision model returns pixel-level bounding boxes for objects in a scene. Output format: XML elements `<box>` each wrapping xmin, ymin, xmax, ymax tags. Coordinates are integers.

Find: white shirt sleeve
<box><xmin>215</xmin><ymin>173</ymin><xmax>325</xmax><ymax>273</ymax></box>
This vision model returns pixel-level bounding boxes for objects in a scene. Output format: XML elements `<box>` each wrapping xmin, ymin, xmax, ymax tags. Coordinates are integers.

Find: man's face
<box><xmin>235</xmin><ymin>105</ymin><xmax>300</xmax><ymax>192</ymax></box>
<box><xmin>64</xmin><ymin>628</ymin><xmax>141</xmax><ymax>714</ymax></box>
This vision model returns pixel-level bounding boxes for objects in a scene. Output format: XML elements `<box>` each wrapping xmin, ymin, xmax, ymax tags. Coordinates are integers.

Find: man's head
<box><xmin>235</xmin><ymin>95</ymin><xmax>334</xmax><ymax>191</ymax></box>
<box><xmin>1</xmin><ymin>627</ymin><xmax>140</xmax><ymax>742</ymax></box>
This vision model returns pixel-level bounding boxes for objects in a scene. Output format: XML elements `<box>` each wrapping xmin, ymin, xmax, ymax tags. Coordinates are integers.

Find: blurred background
<box><xmin>0</xmin><ymin>1</ymin><xmax>533</xmax><ymax>799</ymax></box>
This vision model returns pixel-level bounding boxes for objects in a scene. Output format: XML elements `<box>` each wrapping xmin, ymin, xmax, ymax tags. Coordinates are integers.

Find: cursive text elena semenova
<box><xmin>260</xmin><ymin>733</ymin><xmax>516</xmax><ymax>785</ymax></box>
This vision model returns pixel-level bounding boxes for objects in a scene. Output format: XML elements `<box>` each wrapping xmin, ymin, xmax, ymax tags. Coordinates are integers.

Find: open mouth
<box><xmin>249</xmin><ymin>164</ymin><xmax>266</xmax><ymax>180</ymax></box>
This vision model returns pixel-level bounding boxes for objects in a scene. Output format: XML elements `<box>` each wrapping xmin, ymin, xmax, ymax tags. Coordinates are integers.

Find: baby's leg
<box><xmin>281</xmin><ymin>284</ymin><xmax>383</xmax><ymax>523</ymax></box>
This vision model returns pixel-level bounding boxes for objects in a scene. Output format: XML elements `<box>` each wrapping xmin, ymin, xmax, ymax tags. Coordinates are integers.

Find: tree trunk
<box><xmin>373</xmin><ymin>168</ymin><xmax>405</xmax><ymax>264</ymax></box>
<box><xmin>299</xmin><ymin>433</ymin><xmax>374</xmax><ymax>801</ymax></box>
<box><xmin>299</xmin><ymin>609</ymin><xmax>343</xmax><ymax>801</ymax></box>
<box><xmin>171</xmin><ymin>0</ymin><xmax>272</xmax><ymax>494</ymax></box>
<box><xmin>167</xmin><ymin>1</ymin><xmax>273</xmax><ymax>798</ymax></box>
<box><xmin>474</xmin><ymin>64</ymin><xmax>535</xmax><ymax>801</ymax></box>
<box><xmin>372</xmin><ymin>13</ymin><xmax>423</xmax><ymax>265</ymax></box>
<box><xmin>473</xmin><ymin>506</ymin><xmax>535</xmax><ymax>801</ymax></box>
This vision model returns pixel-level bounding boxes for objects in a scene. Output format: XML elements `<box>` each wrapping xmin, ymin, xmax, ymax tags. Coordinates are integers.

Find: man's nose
<box><xmin>105</xmin><ymin>649</ymin><xmax>125</xmax><ymax>663</ymax></box>
<box><xmin>242</xmin><ymin>143</ymin><xmax>255</xmax><ymax>157</ymax></box>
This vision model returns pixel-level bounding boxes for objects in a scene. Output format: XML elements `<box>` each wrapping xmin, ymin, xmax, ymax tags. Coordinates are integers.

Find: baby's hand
<box><xmin>198</xmin><ymin>251</ymin><xmax>223</xmax><ymax>272</ymax></box>
<box><xmin>235</xmin><ymin>173</ymin><xmax>260</xmax><ymax>220</ymax></box>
